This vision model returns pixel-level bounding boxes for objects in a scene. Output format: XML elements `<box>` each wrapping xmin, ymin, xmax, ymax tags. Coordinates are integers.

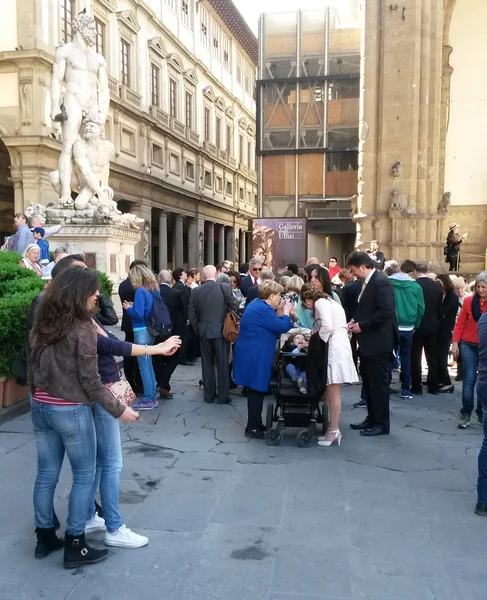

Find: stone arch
<box><xmin>441</xmin><ymin>0</ymin><xmax>487</xmax><ymax>272</ymax></box>
<box><xmin>0</xmin><ymin>138</ymin><xmax>15</xmax><ymax>242</ymax></box>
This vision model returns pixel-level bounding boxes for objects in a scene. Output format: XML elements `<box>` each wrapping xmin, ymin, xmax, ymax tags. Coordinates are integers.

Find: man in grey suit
<box><xmin>189</xmin><ymin>265</ymin><xmax>239</xmax><ymax>404</ymax></box>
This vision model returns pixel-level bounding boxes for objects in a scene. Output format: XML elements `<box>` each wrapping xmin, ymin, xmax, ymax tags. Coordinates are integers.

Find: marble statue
<box><xmin>46</xmin><ymin>8</ymin><xmax>140</xmax><ymax>231</ymax></box>
<box><xmin>50</xmin><ymin>9</ymin><xmax>109</xmax><ymax>207</ymax></box>
<box><xmin>49</xmin><ymin>118</ymin><xmax>115</xmax><ymax>212</ymax></box>
<box><xmin>143</xmin><ymin>222</ymin><xmax>151</xmax><ymax>260</ymax></box>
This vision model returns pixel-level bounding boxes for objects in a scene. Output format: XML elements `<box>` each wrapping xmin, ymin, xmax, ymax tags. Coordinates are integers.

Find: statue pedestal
<box><xmin>48</xmin><ymin>223</ymin><xmax>141</xmax><ymax>289</ymax></box>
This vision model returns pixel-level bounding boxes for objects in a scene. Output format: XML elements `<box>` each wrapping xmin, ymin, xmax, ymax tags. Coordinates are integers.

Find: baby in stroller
<box><xmin>282</xmin><ymin>332</ymin><xmax>309</xmax><ymax>395</ymax></box>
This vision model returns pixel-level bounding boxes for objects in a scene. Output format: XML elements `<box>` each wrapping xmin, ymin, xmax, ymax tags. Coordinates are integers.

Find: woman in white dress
<box><xmin>301</xmin><ymin>285</ymin><xmax>358</xmax><ymax>447</ymax></box>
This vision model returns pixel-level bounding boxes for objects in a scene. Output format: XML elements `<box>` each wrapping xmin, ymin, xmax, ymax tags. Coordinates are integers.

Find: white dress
<box><xmin>314</xmin><ymin>297</ymin><xmax>359</xmax><ymax>385</ymax></box>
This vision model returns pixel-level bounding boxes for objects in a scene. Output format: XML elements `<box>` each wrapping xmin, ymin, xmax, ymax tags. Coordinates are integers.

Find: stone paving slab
<box><xmin>0</xmin><ymin>362</ymin><xmax>485</xmax><ymax>599</ymax></box>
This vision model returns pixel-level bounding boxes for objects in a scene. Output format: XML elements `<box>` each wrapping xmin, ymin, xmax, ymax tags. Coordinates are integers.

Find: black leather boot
<box><xmin>64</xmin><ymin>533</ymin><xmax>108</xmax><ymax>569</ymax></box>
<box><xmin>35</xmin><ymin>527</ymin><xmax>64</xmax><ymax>559</ymax></box>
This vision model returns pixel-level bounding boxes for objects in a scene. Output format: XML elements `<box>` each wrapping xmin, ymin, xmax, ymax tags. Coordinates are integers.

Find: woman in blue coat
<box><xmin>233</xmin><ymin>280</ymin><xmax>294</xmax><ymax>438</ymax></box>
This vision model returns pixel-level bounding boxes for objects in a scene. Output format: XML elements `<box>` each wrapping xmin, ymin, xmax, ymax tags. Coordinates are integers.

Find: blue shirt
<box><xmin>36</xmin><ymin>238</ymin><xmax>50</xmax><ymax>261</ymax></box>
<box><xmin>126</xmin><ymin>288</ymin><xmax>158</xmax><ymax>330</ymax></box>
<box><xmin>10</xmin><ymin>224</ymin><xmax>35</xmax><ymax>255</ymax></box>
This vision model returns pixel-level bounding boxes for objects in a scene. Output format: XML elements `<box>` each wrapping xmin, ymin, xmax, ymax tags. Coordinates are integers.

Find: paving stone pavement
<box><xmin>0</xmin><ymin>363</ymin><xmax>484</xmax><ymax>600</ymax></box>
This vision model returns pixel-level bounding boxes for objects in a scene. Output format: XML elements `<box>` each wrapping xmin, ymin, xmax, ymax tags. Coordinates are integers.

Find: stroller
<box><xmin>265</xmin><ymin>328</ymin><xmax>328</xmax><ymax>447</ymax></box>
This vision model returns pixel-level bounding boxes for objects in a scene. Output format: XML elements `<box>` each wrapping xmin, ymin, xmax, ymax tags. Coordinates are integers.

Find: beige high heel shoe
<box><xmin>317</xmin><ymin>429</ymin><xmax>342</xmax><ymax>447</ymax></box>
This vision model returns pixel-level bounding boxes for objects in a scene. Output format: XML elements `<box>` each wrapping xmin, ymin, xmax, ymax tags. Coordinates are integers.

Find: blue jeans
<box><xmin>460</xmin><ymin>341</ymin><xmax>482</xmax><ymax>417</ymax></box>
<box><xmin>31</xmin><ymin>401</ymin><xmax>96</xmax><ymax>536</ymax></box>
<box><xmin>478</xmin><ymin>397</ymin><xmax>487</xmax><ymax>503</ymax></box>
<box><xmin>286</xmin><ymin>364</ymin><xmax>307</xmax><ymax>387</ymax></box>
<box><xmin>134</xmin><ymin>328</ymin><xmax>157</xmax><ymax>402</ymax></box>
<box><xmin>89</xmin><ymin>402</ymin><xmax>123</xmax><ymax>532</ymax></box>
<box><xmin>398</xmin><ymin>330</ymin><xmax>414</xmax><ymax>392</ymax></box>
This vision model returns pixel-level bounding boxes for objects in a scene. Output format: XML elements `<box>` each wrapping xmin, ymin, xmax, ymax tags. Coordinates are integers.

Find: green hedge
<box><xmin>0</xmin><ymin>252</ymin><xmax>45</xmax><ymax>378</ymax></box>
<box><xmin>0</xmin><ymin>251</ymin><xmax>115</xmax><ymax>378</ymax></box>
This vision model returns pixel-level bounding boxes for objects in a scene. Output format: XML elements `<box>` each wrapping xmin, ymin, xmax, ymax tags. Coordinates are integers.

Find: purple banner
<box><xmin>252</xmin><ymin>218</ymin><xmax>308</xmax><ymax>274</ymax></box>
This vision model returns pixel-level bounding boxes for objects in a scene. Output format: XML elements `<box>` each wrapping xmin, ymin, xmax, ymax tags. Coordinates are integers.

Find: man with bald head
<box><xmin>154</xmin><ymin>269</ymin><xmax>187</xmax><ymax>398</ymax></box>
<box><xmin>189</xmin><ymin>265</ymin><xmax>239</xmax><ymax>403</ymax></box>
<box><xmin>306</xmin><ymin>257</ymin><xmax>320</xmax><ymax>267</ymax></box>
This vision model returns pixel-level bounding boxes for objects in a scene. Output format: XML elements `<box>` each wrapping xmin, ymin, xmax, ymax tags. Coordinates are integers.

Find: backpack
<box><xmin>147</xmin><ymin>291</ymin><xmax>173</xmax><ymax>338</ymax></box>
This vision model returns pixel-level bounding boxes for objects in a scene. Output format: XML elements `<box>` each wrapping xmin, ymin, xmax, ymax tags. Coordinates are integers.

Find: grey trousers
<box><xmin>200</xmin><ymin>336</ymin><xmax>230</xmax><ymax>403</ymax></box>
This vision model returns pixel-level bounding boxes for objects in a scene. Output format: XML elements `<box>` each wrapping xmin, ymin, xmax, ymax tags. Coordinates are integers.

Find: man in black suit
<box><xmin>189</xmin><ymin>265</ymin><xmax>239</xmax><ymax>403</ymax></box>
<box><xmin>347</xmin><ymin>251</ymin><xmax>398</xmax><ymax>436</ymax></box>
<box><xmin>173</xmin><ymin>267</ymin><xmax>192</xmax><ymax>365</ymax></box>
<box><xmin>411</xmin><ymin>263</ymin><xmax>443</xmax><ymax>395</ymax></box>
<box><xmin>153</xmin><ymin>270</ymin><xmax>187</xmax><ymax>398</ymax></box>
<box><xmin>241</xmin><ymin>258</ymin><xmax>263</xmax><ymax>297</ymax></box>
<box><xmin>244</xmin><ymin>268</ymin><xmax>275</xmax><ymax>309</ymax></box>
<box><xmin>118</xmin><ymin>259</ymin><xmax>145</xmax><ymax>392</ymax></box>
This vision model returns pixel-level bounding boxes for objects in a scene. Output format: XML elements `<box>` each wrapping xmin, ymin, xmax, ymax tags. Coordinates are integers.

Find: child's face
<box><xmin>294</xmin><ymin>335</ymin><xmax>306</xmax><ymax>349</ymax></box>
<box><xmin>33</xmin><ymin>232</ymin><xmax>40</xmax><ymax>240</ymax></box>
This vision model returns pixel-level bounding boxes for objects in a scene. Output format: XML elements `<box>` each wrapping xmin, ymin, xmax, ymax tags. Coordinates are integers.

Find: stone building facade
<box><xmin>358</xmin><ymin>0</ymin><xmax>487</xmax><ymax>273</ymax></box>
<box><xmin>0</xmin><ymin>0</ymin><xmax>258</xmax><ymax>270</ymax></box>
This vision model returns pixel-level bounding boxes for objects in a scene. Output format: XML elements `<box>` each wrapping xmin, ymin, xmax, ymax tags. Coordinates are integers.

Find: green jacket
<box><xmin>389</xmin><ymin>274</ymin><xmax>425</xmax><ymax>329</ymax></box>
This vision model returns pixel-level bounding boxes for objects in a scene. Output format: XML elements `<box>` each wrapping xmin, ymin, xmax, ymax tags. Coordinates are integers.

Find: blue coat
<box><xmin>233</xmin><ymin>298</ymin><xmax>293</xmax><ymax>392</ymax></box>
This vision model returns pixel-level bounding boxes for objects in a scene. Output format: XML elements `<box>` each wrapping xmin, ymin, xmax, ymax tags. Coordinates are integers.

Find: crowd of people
<box><xmin>4</xmin><ymin>227</ymin><xmax>487</xmax><ymax>568</ymax></box>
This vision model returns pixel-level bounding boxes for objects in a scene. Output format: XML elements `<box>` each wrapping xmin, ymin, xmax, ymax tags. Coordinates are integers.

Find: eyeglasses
<box><xmin>252</xmin><ymin>267</ymin><xmax>263</xmax><ymax>272</ymax></box>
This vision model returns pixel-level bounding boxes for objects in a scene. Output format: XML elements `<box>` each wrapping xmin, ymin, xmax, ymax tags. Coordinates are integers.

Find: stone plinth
<box><xmin>48</xmin><ymin>224</ymin><xmax>141</xmax><ymax>287</ymax></box>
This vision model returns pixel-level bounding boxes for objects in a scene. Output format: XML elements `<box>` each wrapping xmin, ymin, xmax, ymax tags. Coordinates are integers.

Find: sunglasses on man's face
<box><xmin>252</xmin><ymin>267</ymin><xmax>263</xmax><ymax>272</ymax></box>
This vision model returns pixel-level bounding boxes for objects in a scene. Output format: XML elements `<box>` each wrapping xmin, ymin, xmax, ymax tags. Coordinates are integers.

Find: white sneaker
<box><xmin>105</xmin><ymin>524</ymin><xmax>149</xmax><ymax>548</ymax></box>
<box><xmin>85</xmin><ymin>514</ymin><xmax>106</xmax><ymax>534</ymax></box>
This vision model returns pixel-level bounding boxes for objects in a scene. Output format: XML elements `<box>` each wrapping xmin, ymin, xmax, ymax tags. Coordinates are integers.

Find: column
<box><xmin>158</xmin><ymin>212</ymin><xmax>168</xmax><ymax>270</ymax></box>
<box><xmin>217</xmin><ymin>225</ymin><xmax>225</xmax><ymax>265</ymax></box>
<box><xmin>187</xmin><ymin>217</ymin><xmax>198</xmax><ymax>268</ymax></box>
<box><xmin>175</xmin><ymin>214</ymin><xmax>184</xmax><ymax>267</ymax></box>
<box><xmin>197</xmin><ymin>217</ymin><xmax>205</xmax><ymax>267</ymax></box>
<box><xmin>206</xmin><ymin>221</ymin><xmax>214</xmax><ymax>265</ymax></box>
<box><xmin>239</xmin><ymin>229</ymin><xmax>247</xmax><ymax>264</ymax></box>
<box><xmin>225</xmin><ymin>226</ymin><xmax>235</xmax><ymax>265</ymax></box>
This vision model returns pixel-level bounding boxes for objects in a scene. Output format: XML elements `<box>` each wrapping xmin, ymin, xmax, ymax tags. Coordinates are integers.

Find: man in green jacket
<box><xmin>389</xmin><ymin>260</ymin><xmax>425</xmax><ymax>399</ymax></box>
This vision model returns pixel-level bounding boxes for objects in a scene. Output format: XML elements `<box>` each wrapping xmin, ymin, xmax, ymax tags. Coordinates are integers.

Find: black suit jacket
<box><xmin>173</xmin><ymin>280</ymin><xmax>189</xmax><ymax>320</ymax></box>
<box><xmin>369</xmin><ymin>251</ymin><xmax>386</xmax><ymax>271</ymax></box>
<box><xmin>244</xmin><ymin>284</ymin><xmax>259</xmax><ymax>308</ymax></box>
<box><xmin>355</xmin><ymin>270</ymin><xmax>398</xmax><ymax>356</ymax></box>
<box><xmin>159</xmin><ymin>284</ymin><xmax>186</xmax><ymax>336</ymax></box>
<box><xmin>118</xmin><ymin>277</ymin><xmax>135</xmax><ymax>332</ymax></box>
<box><xmin>342</xmin><ymin>280</ymin><xmax>362</xmax><ymax>322</ymax></box>
<box><xmin>188</xmin><ymin>280</ymin><xmax>239</xmax><ymax>339</ymax></box>
<box><xmin>416</xmin><ymin>277</ymin><xmax>443</xmax><ymax>336</ymax></box>
<box><xmin>241</xmin><ymin>274</ymin><xmax>257</xmax><ymax>298</ymax></box>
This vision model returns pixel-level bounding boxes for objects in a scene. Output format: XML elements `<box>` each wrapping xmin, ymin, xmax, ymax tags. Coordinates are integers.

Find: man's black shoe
<box><xmin>427</xmin><ymin>389</ymin><xmax>439</xmax><ymax>395</ymax></box>
<box><xmin>475</xmin><ymin>502</ymin><xmax>487</xmax><ymax>516</ymax></box>
<box><xmin>245</xmin><ymin>428</ymin><xmax>265</xmax><ymax>439</ymax></box>
<box><xmin>350</xmin><ymin>419</ymin><xmax>372</xmax><ymax>430</ymax></box>
<box><xmin>179</xmin><ymin>360</ymin><xmax>194</xmax><ymax>366</ymax></box>
<box><xmin>360</xmin><ymin>426</ymin><xmax>390</xmax><ymax>437</ymax></box>
<box><xmin>353</xmin><ymin>399</ymin><xmax>366</xmax><ymax>408</ymax></box>
<box><xmin>411</xmin><ymin>388</ymin><xmax>423</xmax><ymax>395</ymax></box>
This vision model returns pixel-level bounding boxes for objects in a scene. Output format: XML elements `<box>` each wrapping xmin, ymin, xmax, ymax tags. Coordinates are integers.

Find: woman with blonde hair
<box><xmin>301</xmin><ymin>285</ymin><xmax>358</xmax><ymax>447</ymax></box>
<box><xmin>20</xmin><ymin>243</ymin><xmax>42</xmax><ymax>277</ymax></box>
<box><xmin>122</xmin><ymin>264</ymin><xmax>161</xmax><ymax>410</ymax></box>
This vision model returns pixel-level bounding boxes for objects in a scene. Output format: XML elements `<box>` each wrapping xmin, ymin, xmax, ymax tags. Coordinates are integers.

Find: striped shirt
<box><xmin>33</xmin><ymin>389</ymin><xmax>79</xmax><ymax>406</ymax></box>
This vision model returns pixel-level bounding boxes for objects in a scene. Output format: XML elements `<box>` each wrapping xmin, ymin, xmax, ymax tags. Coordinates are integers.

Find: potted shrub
<box><xmin>0</xmin><ymin>251</ymin><xmax>45</xmax><ymax>407</ymax></box>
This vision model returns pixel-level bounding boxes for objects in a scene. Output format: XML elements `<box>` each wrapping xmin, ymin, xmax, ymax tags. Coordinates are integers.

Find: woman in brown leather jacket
<box><xmin>29</xmin><ymin>267</ymin><xmax>139</xmax><ymax>569</ymax></box>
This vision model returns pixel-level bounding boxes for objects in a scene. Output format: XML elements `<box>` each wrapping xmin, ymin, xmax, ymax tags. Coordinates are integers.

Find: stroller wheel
<box><xmin>265</xmin><ymin>429</ymin><xmax>282</xmax><ymax>446</ymax></box>
<box><xmin>297</xmin><ymin>429</ymin><xmax>313</xmax><ymax>448</ymax></box>
<box><xmin>265</xmin><ymin>403</ymin><xmax>274</xmax><ymax>430</ymax></box>
<box><xmin>198</xmin><ymin>380</ymin><xmax>204</xmax><ymax>389</ymax></box>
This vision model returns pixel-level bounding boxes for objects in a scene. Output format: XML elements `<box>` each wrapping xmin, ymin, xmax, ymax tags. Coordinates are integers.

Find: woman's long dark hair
<box><xmin>32</xmin><ymin>267</ymin><xmax>99</xmax><ymax>346</ymax></box>
<box><xmin>305</xmin><ymin>266</ymin><xmax>332</xmax><ymax>296</ymax></box>
<box><xmin>437</xmin><ymin>273</ymin><xmax>454</xmax><ymax>294</ymax></box>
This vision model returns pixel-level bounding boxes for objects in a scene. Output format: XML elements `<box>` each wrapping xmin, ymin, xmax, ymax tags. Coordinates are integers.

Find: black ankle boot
<box><xmin>35</xmin><ymin>527</ymin><xmax>64</xmax><ymax>559</ymax></box>
<box><xmin>64</xmin><ymin>533</ymin><xmax>109</xmax><ymax>569</ymax></box>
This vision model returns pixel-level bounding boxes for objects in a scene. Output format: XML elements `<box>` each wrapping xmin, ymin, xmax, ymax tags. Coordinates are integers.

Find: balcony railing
<box><xmin>121</xmin><ymin>85</ymin><xmax>142</xmax><ymax>108</ymax></box>
<box><xmin>203</xmin><ymin>141</ymin><xmax>217</xmax><ymax>157</ymax></box>
<box><xmin>249</xmin><ymin>169</ymin><xmax>257</xmax><ymax>181</ymax></box>
<box><xmin>229</xmin><ymin>156</ymin><xmax>237</xmax><ymax>168</ymax></box>
<box><xmin>107</xmin><ymin>75</ymin><xmax>120</xmax><ymax>97</ymax></box>
<box><xmin>149</xmin><ymin>105</ymin><xmax>170</xmax><ymax>127</ymax></box>
<box><xmin>170</xmin><ymin>118</ymin><xmax>186</xmax><ymax>136</ymax></box>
